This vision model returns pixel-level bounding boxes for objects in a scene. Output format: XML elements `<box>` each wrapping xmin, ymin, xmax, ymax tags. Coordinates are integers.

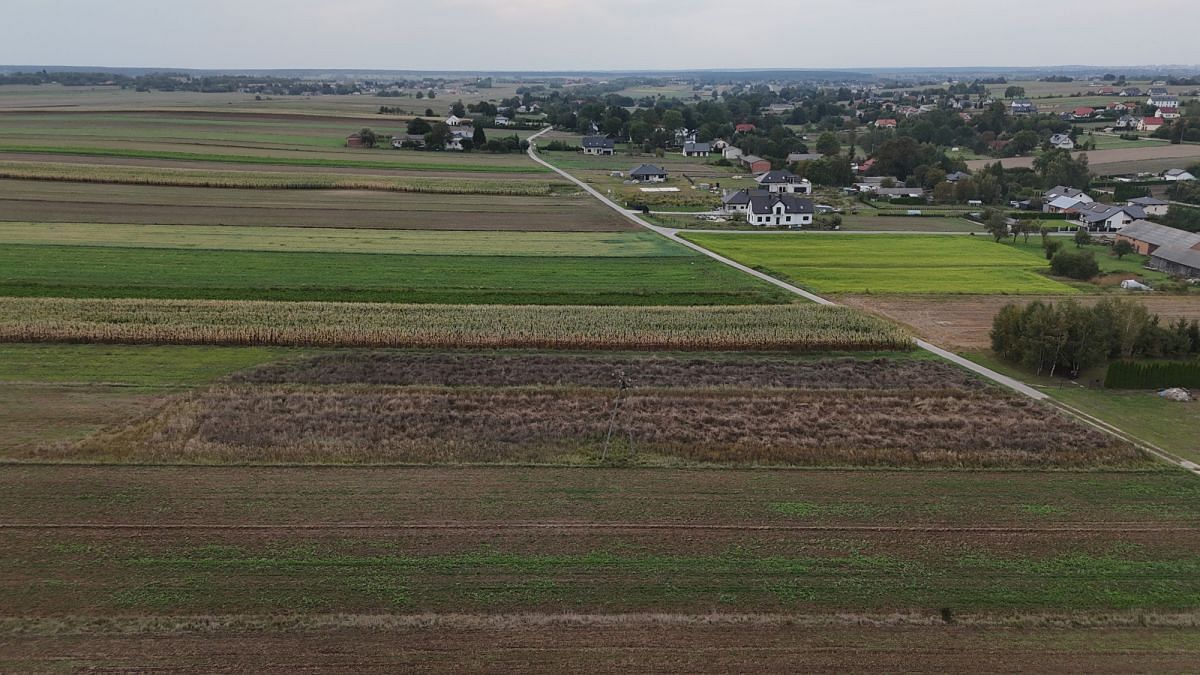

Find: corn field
<box><xmin>0</xmin><ymin>161</ymin><xmax>563</xmax><ymax>196</ymax></box>
<box><xmin>0</xmin><ymin>297</ymin><xmax>914</xmax><ymax>351</ymax></box>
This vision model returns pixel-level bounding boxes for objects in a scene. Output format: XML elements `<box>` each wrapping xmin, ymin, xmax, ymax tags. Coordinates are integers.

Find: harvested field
<box><xmin>0</xmin><ymin>299</ymin><xmax>910</xmax><ymax>351</ymax></box>
<box><xmin>234</xmin><ymin>352</ymin><xmax>980</xmax><ymax>390</ymax></box>
<box><xmin>840</xmin><ymin>294</ymin><xmax>1200</xmax><ymax>350</ymax></box>
<box><xmin>0</xmin><ymin>224</ymin><xmax>684</xmax><ymax>257</ymax></box>
<box><xmin>0</xmin><ymin>180</ymin><xmax>630</xmax><ymax>231</ymax></box>
<box><xmin>0</xmin><ymin>160</ymin><xmax>563</xmax><ymax>195</ymax></box>
<box><xmin>58</xmin><ymin>384</ymin><xmax>1137</xmax><ymax>467</ymax></box>
<box><xmin>965</xmin><ymin>145</ymin><xmax>1200</xmax><ymax>174</ymax></box>
<box><xmin>2</xmin><ymin>465</ymin><xmax>1199</xmax><ymax>672</ymax></box>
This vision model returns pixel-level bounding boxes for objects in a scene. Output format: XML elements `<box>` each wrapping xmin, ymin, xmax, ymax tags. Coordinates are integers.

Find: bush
<box><xmin>1051</xmin><ymin>250</ymin><xmax>1100</xmax><ymax>279</ymax></box>
<box><xmin>1105</xmin><ymin>360</ymin><xmax>1200</xmax><ymax>389</ymax></box>
<box><xmin>1044</xmin><ymin>239</ymin><xmax>1064</xmax><ymax>260</ymax></box>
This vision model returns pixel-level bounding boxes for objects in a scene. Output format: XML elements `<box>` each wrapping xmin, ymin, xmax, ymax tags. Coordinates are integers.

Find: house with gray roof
<box><xmin>682</xmin><ymin>142</ymin><xmax>712</xmax><ymax>158</ymax></box>
<box><xmin>945</xmin><ymin>171</ymin><xmax>972</xmax><ymax>183</ymax></box>
<box><xmin>756</xmin><ymin>169</ymin><xmax>812</xmax><ymax>195</ymax></box>
<box><xmin>1076</xmin><ymin>202</ymin><xmax>1144</xmax><ymax>231</ymax></box>
<box><xmin>787</xmin><ymin>152</ymin><xmax>823</xmax><ymax>164</ymax></box>
<box><xmin>1044</xmin><ymin>186</ymin><xmax>1093</xmax><ymax>205</ymax></box>
<box><xmin>721</xmin><ymin>188</ymin><xmax>769</xmax><ymax>214</ymax></box>
<box><xmin>1164</xmin><ymin>168</ymin><xmax>1196</xmax><ymax>181</ymax></box>
<box><xmin>1116</xmin><ymin>220</ymin><xmax>1200</xmax><ymax>256</ymax></box>
<box><xmin>629</xmin><ymin>164</ymin><xmax>668</xmax><ymax>182</ymax></box>
<box><xmin>582</xmin><ymin>136</ymin><xmax>615</xmax><ymax>155</ymax></box>
<box><xmin>746</xmin><ymin>193</ymin><xmax>815</xmax><ymax>227</ymax></box>
<box><xmin>1049</xmin><ymin>134</ymin><xmax>1075</xmax><ymax>150</ymax></box>
<box><xmin>1126</xmin><ymin>197</ymin><xmax>1170</xmax><ymax>217</ymax></box>
<box><xmin>1150</xmin><ymin>243</ymin><xmax>1200</xmax><ymax>278</ymax></box>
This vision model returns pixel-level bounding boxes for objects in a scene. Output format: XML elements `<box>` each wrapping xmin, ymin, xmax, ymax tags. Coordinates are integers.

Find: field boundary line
<box><xmin>2</xmin><ymin>522</ymin><xmax>1194</xmax><ymax>533</ymax></box>
<box><xmin>526</xmin><ymin>130</ymin><xmax>1197</xmax><ymax>477</ymax></box>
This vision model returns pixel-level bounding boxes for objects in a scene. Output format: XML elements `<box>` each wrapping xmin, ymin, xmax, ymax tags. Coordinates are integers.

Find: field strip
<box><xmin>2</xmin><ymin>522</ymin><xmax>1193</xmax><ymax>533</ymax></box>
<box><xmin>5</xmin><ymin>611</ymin><xmax>1200</xmax><ymax>634</ymax></box>
<box><xmin>525</xmin><ymin>129</ymin><xmax>1198</xmax><ymax>477</ymax></box>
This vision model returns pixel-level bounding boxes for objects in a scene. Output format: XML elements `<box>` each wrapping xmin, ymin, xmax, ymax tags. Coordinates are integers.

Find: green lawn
<box><xmin>0</xmin><ymin>244</ymin><xmax>790</xmax><ymax>305</ymax></box>
<box><xmin>0</xmin><ymin>344</ymin><xmax>299</xmax><ymax>386</ymax></box>
<box><xmin>965</xmin><ymin>351</ymin><xmax>1200</xmax><ymax>464</ymax></box>
<box><xmin>1002</xmin><ymin>239</ymin><xmax>1172</xmax><ymax>285</ymax></box>
<box><xmin>681</xmin><ymin>233</ymin><xmax>1079</xmax><ymax>294</ymax></box>
<box><xmin>0</xmin><ymin>224</ymin><xmax>690</xmax><ymax>258</ymax></box>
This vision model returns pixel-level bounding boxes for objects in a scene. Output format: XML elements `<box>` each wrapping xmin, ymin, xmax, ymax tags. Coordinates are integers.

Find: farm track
<box><xmin>526</xmin><ymin>129</ymin><xmax>1200</xmax><ymax>477</ymax></box>
<box><xmin>2</xmin><ymin>522</ymin><xmax>1192</xmax><ymax>533</ymax></box>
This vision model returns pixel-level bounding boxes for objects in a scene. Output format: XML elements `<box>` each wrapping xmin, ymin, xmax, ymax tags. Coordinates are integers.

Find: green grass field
<box><xmin>0</xmin><ymin>223</ymin><xmax>687</xmax><ymax>257</ymax></box>
<box><xmin>0</xmin><ymin>243</ymin><xmax>789</xmax><ymax>305</ymax></box>
<box><xmin>681</xmin><ymin>233</ymin><xmax>1079</xmax><ymax>294</ymax></box>
<box><xmin>0</xmin><ymin>343</ymin><xmax>301</xmax><ymax>386</ymax></box>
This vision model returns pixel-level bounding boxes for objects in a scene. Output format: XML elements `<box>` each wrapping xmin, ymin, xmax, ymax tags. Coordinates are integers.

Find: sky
<box><xmin>2</xmin><ymin>0</ymin><xmax>1198</xmax><ymax>72</ymax></box>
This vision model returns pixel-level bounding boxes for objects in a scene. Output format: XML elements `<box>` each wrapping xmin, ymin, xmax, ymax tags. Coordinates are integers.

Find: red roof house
<box><xmin>735</xmin><ymin>123</ymin><xmax>756</xmax><ymax>133</ymax></box>
<box><xmin>874</xmin><ymin>118</ymin><xmax>898</xmax><ymax>128</ymax></box>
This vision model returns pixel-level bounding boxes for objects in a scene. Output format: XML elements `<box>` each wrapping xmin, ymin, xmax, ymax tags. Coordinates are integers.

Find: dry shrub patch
<box><xmin>234</xmin><ymin>352</ymin><xmax>984</xmax><ymax>391</ymax></box>
<box><xmin>67</xmin><ymin>385</ymin><xmax>1139</xmax><ymax>468</ymax></box>
<box><xmin>0</xmin><ymin>298</ymin><xmax>912</xmax><ymax>352</ymax></box>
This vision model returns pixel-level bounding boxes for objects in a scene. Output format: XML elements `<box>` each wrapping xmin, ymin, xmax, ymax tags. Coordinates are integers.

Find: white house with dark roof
<box><xmin>721</xmin><ymin>188</ymin><xmax>766</xmax><ymax>214</ymax></box>
<box><xmin>629</xmin><ymin>164</ymin><xmax>668</xmax><ymax>183</ymax></box>
<box><xmin>682</xmin><ymin>142</ymin><xmax>712</xmax><ymax>157</ymax></box>
<box><xmin>1126</xmin><ymin>197</ymin><xmax>1170</xmax><ymax>217</ymax></box>
<box><xmin>1049</xmin><ymin>134</ymin><xmax>1075</xmax><ymax>150</ymax></box>
<box><xmin>1147</xmin><ymin>94</ymin><xmax>1179</xmax><ymax>109</ymax></box>
<box><xmin>746</xmin><ymin>193</ymin><xmax>815</xmax><ymax>227</ymax></box>
<box><xmin>1076</xmin><ymin>202</ymin><xmax>1143</xmax><ymax>231</ymax></box>
<box><xmin>581</xmin><ymin>136</ymin><xmax>615</xmax><ymax>156</ymax></box>
<box><xmin>1164</xmin><ymin>168</ymin><xmax>1196</xmax><ymax>181</ymax></box>
<box><xmin>756</xmin><ymin>169</ymin><xmax>812</xmax><ymax>195</ymax></box>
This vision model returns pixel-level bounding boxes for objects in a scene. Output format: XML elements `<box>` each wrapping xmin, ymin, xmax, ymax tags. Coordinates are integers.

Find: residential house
<box><xmin>1044</xmin><ymin>186</ymin><xmax>1094</xmax><ymax>204</ymax></box>
<box><xmin>756</xmin><ymin>169</ymin><xmax>812</xmax><ymax>195</ymax></box>
<box><xmin>1010</xmin><ymin>100</ymin><xmax>1037</xmax><ymax>115</ymax></box>
<box><xmin>1098</xmin><ymin>86</ymin><xmax>1117</xmax><ymax>96</ymax></box>
<box><xmin>1072</xmin><ymin>107</ymin><xmax>1095</xmax><ymax>120</ymax></box>
<box><xmin>1158</xmin><ymin>107</ymin><xmax>1181</xmax><ymax>120</ymax></box>
<box><xmin>746</xmin><ymin>193</ymin><xmax>815</xmax><ymax>227</ymax></box>
<box><xmin>674</xmin><ymin>129</ymin><xmax>698</xmax><ymax>147</ymax></box>
<box><xmin>874</xmin><ymin>118</ymin><xmax>898</xmax><ymax>129</ymax></box>
<box><xmin>1150</xmin><ymin>243</ymin><xmax>1200</xmax><ymax>278</ymax></box>
<box><xmin>1119</xmin><ymin>87</ymin><xmax>1143</xmax><ymax>97</ymax></box>
<box><xmin>1106</xmin><ymin>101</ymin><xmax>1129</xmax><ymax>112</ymax></box>
<box><xmin>763</xmin><ymin>103</ymin><xmax>795</xmax><ymax>116</ymax></box>
<box><xmin>1045</xmin><ymin>195</ymin><xmax>1091</xmax><ymax>213</ymax></box>
<box><xmin>345</xmin><ymin>133</ymin><xmax>365</xmax><ymax>148</ymax></box>
<box><xmin>1147</xmin><ymin>94</ymin><xmax>1178</xmax><ymax>109</ymax></box>
<box><xmin>721</xmin><ymin>188</ymin><xmax>766</xmax><ymax>214</ymax></box>
<box><xmin>445</xmin><ymin>114</ymin><xmax>472</xmax><ymax>126</ymax></box>
<box><xmin>494</xmin><ymin>115</ymin><xmax>511</xmax><ymax>126</ymax></box>
<box><xmin>1164</xmin><ymin>168</ymin><xmax>1196</xmax><ymax>181</ymax></box>
<box><xmin>1049</xmin><ymin>134</ymin><xmax>1075</xmax><ymax>150</ymax></box>
<box><xmin>856</xmin><ymin>158</ymin><xmax>877</xmax><ymax>174</ymax></box>
<box><xmin>1076</xmin><ymin>202</ymin><xmax>1143</xmax><ymax>231</ymax></box>
<box><xmin>1148</xmin><ymin>87</ymin><xmax>1170</xmax><ymax>97</ymax></box>
<box><xmin>739</xmin><ymin>155</ymin><xmax>772</xmax><ymax>174</ymax></box>
<box><xmin>629</xmin><ymin>164</ymin><xmax>668</xmax><ymax>183</ymax></box>
<box><xmin>723</xmin><ymin>145</ymin><xmax>743</xmax><ymax>161</ymax></box>
<box><xmin>1126</xmin><ymin>197</ymin><xmax>1170</xmax><ymax>217</ymax></box>
<box><xmin>682</xmin><ymin>142</ymin><xmax>712</xmax><ymax>157</ymax></box>
<box><xmin>1139</xmin><ymin>117</ymin><xmax>1166</xmax><ymax>132</ymax></box>
<box><xmin>734</xmin><ymin>123</ymin><xmax>757</xmax><ymax>133</ymax></box>
<box><xmin>581</xmin><ymin>136</ymin><xmax>615</xmax><ymax>156</ymax></box>
<box><xmin>945</xmin><ymin>171</ymin><xmax>972</xmax><ymax>183</ymax></box>
<box><xmin>391</xmin><ymin>134</ymin><xmax>426</xmax><ymax>149</ymax></box>
<box><xmin>1115</xmin><ymin>220</ymin><xmax>1200</xmax><ymax>256</ymax></box>
<box><xmin>711</xmin><ymin>139</ymin><xmax>729</xmax><ymax>151</ymax></box>
<box><xmin>1115</xmin><ymin>115</ymin><xmax>1140</xmax><ymax>130</ymax></box>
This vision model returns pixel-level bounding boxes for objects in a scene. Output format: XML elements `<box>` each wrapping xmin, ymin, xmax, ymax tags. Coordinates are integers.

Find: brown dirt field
<box><xmin>59</xmin><ymin>384</ymin><xmax>1137</xmax><ymax>467</ymax></box>
<box><xmin>0</xmin><ymin>384</ymin><xmax>157</xmax><ymax>453</ymax></box>
<box><xmin>233</xmin><ymin>353</ymin><xmax>984</xmax><ymax>390</ymax></box>
<box><xmin>0</xmin><ymin>180</ymin><xmax>630</xmax><ymax>231</ymax></box>
<box><xmin>0</xmin><ymin>152</ymin><xmax>557</xmax><ymax>180</ymax></box>
<box><xmin>839</xmin><ymin>294</ymin><xmax>1200</xmax><ymax>350</ymax></box>
<box><xmin>1</xmin><ymin>466</ymin><xmax>1197</xmax><ymax>671</ymax></box>
<box><xmin>965</xmin><ymin>145</ymin><xmax>1200</xmax><ymax>172</ymax></box>
<box><xmin>4</xmin><ymin>620</ymin><xmax>1198</xmax><ymax>673</ymax></box>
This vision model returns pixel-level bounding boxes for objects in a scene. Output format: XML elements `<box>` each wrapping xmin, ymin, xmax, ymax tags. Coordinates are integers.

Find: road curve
<box><xmin>526</xmin><ymin>130</ymin><xmax>1199</xmax><ymax>476</ymax></box>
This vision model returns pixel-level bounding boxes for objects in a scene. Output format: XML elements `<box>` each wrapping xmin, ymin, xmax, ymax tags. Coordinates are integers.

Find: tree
<box><xmin>984</xmin><ymin>210</ymin><xmax>1009</xmax><ymax>242</ymax></box>
<box><xmin>1051</xmin><ymin>250</ymin><xmax>1100</xmax><ymax>279</ymax></box>
<box><xmin>1004</xmin><ymin>86</ymin><xmax>1026</xmax><ymax>99</ymax></box>
<box><xmin>932</xmin><ymin>181</ymin><xmax>957</xmax><ymax>204</ymax></box>
<box><xmin>1044</xmin><ymin>239</ymin><xmax>1063</xmax><ymax>260</ymax></box>
<box><xmin>416</xmin><ymin>91</ymin><xmax>424</xmax><ymax>99</ymax></box>
<box><xmin>1033</xmin><ymin>149</ymin><xmax>1091</xmax><ymax>190</ymax></box>
<box><xmin>427</xmin><ymin>90</ymin><xmax>437</xmax><ymax>99</ymax></box>
<box><xmin>816</xmin><ymin>131</ymin><xmax>840</xmax><ymax>156</ymax></box>
<box><xmin>1073</xmin><ymin>228</ymin><xmax>1091</xmax><ymax>248</ymax></box>
<box><xmin>357</xmin><ymin>128</ymin><xmax>377</xmax><ymax>148</ymax></box>
<box><xmin>1113</xmin><ymin>239</ymin><xmax>1134</xmax><ymax>259</ymax></box>
<box><xmin>424</xmin><ymin>122</ymin><xmax>452</xmax><ymax>150</ymax></box>
<box><xmin>472</xmin><ymin>125</ymin><xmax>487</xmax><ymax>146</ymax></box>
<box><xmin>451</xmin><ymin>100</ymin><xmax>466</xmax><ymax>117</ymax></box>
<box><xmin>425</xmin><ymin>108</ymin><xmax>434</xmax><ymax>117</ymax></box>
<box><xmin>661</xmin><ymin>110</ymin><xmax>684</xmax><ymax>132</ymax></box>
<box><xmin>406</xmin><ymin>118</ymin><xmax>432</xmax><ymax>135</ymax></box>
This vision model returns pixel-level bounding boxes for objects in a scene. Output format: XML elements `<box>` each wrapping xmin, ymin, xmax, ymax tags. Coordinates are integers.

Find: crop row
<box><xmin>0</xmin><ymin>161</ymin><xmax>564</xmax><ymax>196</ymax></box>
<box><xmin>0</xmin><ymin>297</ymin><xmax>915</xmax><ymax>351</ymax></box>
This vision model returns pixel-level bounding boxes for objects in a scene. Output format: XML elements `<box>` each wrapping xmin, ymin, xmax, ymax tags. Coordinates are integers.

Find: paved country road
<box><xmin>527</xmin><ymin>128</ymin><xmax>1200</xmax><ymax>476</ymax></box>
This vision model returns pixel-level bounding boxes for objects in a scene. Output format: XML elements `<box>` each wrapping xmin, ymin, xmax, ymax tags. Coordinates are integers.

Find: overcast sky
<box><xmin>3</xmin><ymin>0</ymin><xmax>1198</xmax><ymax>72</ymax></box>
